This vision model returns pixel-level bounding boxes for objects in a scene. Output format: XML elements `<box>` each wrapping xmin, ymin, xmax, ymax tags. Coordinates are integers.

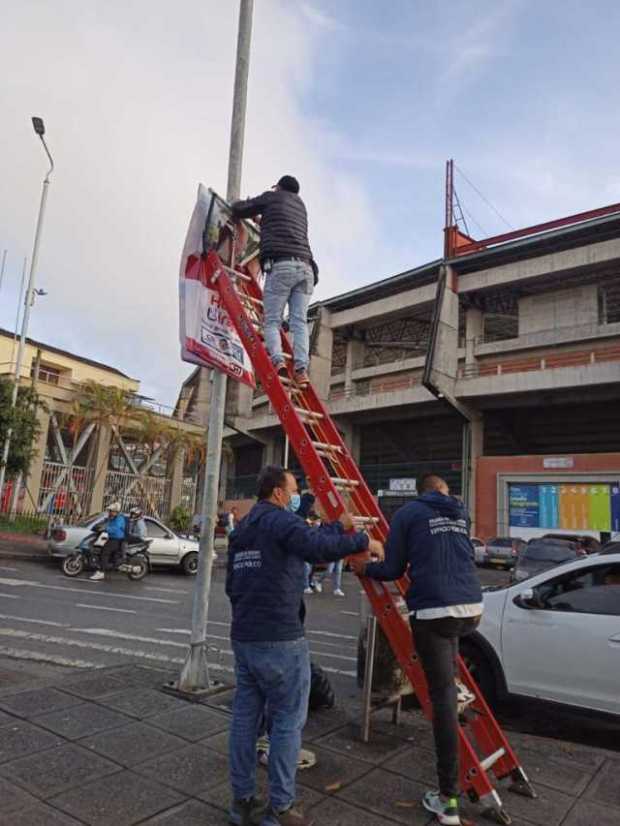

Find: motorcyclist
<box><xmin>127</xmin><ymin>507</ymin><xmax>147</xmax><ymax>542</ymax></box>
<box><xmin>89</xmin><ymin>502</ymin><xmax>126</xmax><ymax>581</ymax></box>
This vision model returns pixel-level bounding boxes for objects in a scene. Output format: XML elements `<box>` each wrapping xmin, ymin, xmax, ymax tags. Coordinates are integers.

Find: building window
<box><xmin>31</xmin><ymin>362</ymin><xmax>61</xmax><ymax>385</ymax></box>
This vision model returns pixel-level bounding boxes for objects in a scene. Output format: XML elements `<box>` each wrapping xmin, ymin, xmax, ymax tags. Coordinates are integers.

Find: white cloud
<box><xmin>300</xmin><ymin>3</ymin><xmax>345</xmax><ymax>32</ymax></box>
<box><xmin>0</xmin><ymin>0</ymin><xmax>379</xmax><ymax>406</ymax></box>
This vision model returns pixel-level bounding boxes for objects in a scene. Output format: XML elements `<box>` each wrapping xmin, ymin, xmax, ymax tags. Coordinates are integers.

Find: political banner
<box><xmin>179</xmin><ymin>185</ymin><xmax>259</xmax><ymax>388</ymax></box>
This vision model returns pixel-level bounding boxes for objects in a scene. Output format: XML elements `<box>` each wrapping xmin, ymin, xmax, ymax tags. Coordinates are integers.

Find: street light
<box><xmin>0</xmin><ymin>117</ymin><xmax>54</xmax><ymax>506</ymax></box>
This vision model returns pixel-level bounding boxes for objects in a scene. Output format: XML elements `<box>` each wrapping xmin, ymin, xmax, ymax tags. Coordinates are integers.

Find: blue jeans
<box><xmin>230</xmin><ymin>638</ymin><xmax>311</xmax><ymax>812</ymax></box>
<box><xmin>316</xmin><ymin>560</ymin><xmax>343</xmax><ymax>591</ymax></box>
<box><xmin>263</xmin><ymin>259</ymin><xmax>314</xmax><ymax>371</ymax></box>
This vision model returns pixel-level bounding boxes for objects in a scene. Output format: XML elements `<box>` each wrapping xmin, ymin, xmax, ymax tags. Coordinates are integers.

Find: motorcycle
<box><xmin>62</xmin><ymin>528</ymin><xmax>151</xmax><ymax>581</ymax></box>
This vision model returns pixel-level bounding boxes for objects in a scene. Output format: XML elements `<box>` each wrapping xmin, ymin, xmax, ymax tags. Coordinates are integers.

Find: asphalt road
<box><xmin>0</xmin><ymin>558</ymin><xmax>366</xmax><ymax>700</ymax></box>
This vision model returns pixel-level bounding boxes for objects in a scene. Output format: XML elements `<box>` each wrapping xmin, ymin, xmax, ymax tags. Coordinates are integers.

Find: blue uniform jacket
<box><xmin>364</xmin><ymin>492</ymin><xmax>482</xmax><ymax>613</ymax></box>
<box><xmin>226</xmin><ymin>501</ymin><xmax>369</xmax><ymax>642</ymax></box>
<box><xmin>105</xmin><ymin>513</ymin><xmax>127</xmax><ymax>540</ymax></box>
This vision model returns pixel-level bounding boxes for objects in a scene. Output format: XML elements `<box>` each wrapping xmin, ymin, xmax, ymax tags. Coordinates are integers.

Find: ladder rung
<box><xmin>331</xmin><ymin>477</ymin><xmax>360</xmax><ymax>488</ymax></box>
<box><xmin>312</xmin><ymin>441</ymin><xmax>343</xmax><ymax>453</ymax></box>
<box><xmin>480</xmin><ymin>748</ymin><xmax>506</xmax><ymax>772</ymax></box>
<box><xmin>294</xmin><ymin>407</ymin><xmax>323</xmax><ymax>419</ymax></box>
<box><xmin>220</xmin><ymin>264</ymin><xmax>252</xmax><ymax>282</ymax></box>
<box><xmin>352</xmin><ymin>516</ymin><xmax>380</xmax><ymax>524</ymax></box>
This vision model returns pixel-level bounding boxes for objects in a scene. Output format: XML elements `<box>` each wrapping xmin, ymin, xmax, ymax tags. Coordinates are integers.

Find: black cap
<box><xmin>276</xmin><ymin>175</ymin><xmax>300</xmax><ymax>194</ymax></box>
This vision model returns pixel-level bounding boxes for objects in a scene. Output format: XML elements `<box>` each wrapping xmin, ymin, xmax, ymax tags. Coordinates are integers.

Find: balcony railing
<box><xmin>460</xmin><ymin>343</ymin><xmax>620</xmax><ymax>379</ymax></box>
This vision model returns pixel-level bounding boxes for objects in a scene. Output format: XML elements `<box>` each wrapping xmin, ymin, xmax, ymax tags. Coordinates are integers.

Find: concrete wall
<box><xmin>518</xmin><ymin>286</ymin><xmax>598</xmax><ymax>335</ymax></box>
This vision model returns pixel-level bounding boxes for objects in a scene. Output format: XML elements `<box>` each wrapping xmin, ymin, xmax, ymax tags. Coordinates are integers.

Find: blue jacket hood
<box><xmin>417</xmin><ymin>491</ymin><xmax>466</xmax><ymax>520</ymax></box>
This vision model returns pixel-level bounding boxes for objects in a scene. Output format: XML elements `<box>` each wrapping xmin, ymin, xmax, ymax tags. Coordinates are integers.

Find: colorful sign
<box><xmin>510</xmin><ymin>481</ymin><xmax>619</xmax><ymax>533</ymax></box>
<box><xmin>509</xmin><ymin>485</ymin><xmax>540</xmax><ymax>527</ymax></box>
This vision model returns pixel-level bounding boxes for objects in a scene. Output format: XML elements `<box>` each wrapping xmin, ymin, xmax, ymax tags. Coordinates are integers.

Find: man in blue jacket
<box><xmin>227</xmin><ymin>465</ymin><xmax>382</xmax><ymax>826</ymax></box>
<box><xmin>89</xmin><ymin>502</ymin><xmax>127</xmax><ymax>581</ymax></box>
<box><xmin>350</xmin><ymin>473</ymin><xmax>482</xmax><ymax>826</ymax></box>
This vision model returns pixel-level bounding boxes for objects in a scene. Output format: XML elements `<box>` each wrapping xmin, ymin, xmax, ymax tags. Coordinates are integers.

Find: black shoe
<box><xmin>276</xmin><ymin>365</ymin><xmax>289</xmax><ymax>380</ymax></box>
<box><xmin>229</xmin><ymin>796</ymin><xmax>267</xmax><ymax>826</ymax></box>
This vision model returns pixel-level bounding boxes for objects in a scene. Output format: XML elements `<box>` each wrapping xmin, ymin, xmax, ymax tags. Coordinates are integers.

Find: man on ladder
<box><xmin>351</xmin><ymin>473</ymin><xmax>482</xmax><ymax>826</ymax></box>
<box><xmin>231</xmin><ymin>175</ymin><xmax>317</xmax><ymax>388</ymax></box>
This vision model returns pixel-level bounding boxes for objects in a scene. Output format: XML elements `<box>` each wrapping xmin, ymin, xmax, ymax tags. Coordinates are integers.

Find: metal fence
<box><xmin>103</xmin><ymin>469</ymin><xmax>171</xmax><ymax>519</ymax></box>
<box><xmin>37</xmin><ymin>461</ymin><xmax>97</xmax><ymax>519</ymax></box>
<box><xmin>180</xmin><ymin>477</ymin><xmax>197</xmax><ymax>513</ymax></box>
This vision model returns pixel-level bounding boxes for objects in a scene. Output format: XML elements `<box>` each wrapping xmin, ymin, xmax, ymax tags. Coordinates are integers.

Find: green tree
<box><xmin>0</xmin><ymin>377</ymin><xmax>43</xmax><ymax>479</ymax></box>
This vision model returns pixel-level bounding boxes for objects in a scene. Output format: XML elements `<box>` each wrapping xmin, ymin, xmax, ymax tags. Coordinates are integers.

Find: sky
<box><xmin>2</xmin><ymin>0</ymin><xmax>620</xmax><ymax>407</ymax></box>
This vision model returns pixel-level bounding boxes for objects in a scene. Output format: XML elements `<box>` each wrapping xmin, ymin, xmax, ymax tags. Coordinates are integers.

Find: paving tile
<box><xmin>134</xmin><ymin>741</ymin><xmax>229</xmax><ymax>794</ymax></box>
<box><xmin>100</xmin><ymin>665</ymin><xmax>178</xmax><ymax>691</ymax></box>
<box><xmin>200</xmin><ymin>776</ymin><xmax>325</xmax><ymax>814</ymax></box>
<box><xmin>60</xmin><ymin>672</ymin><xmax>129</xmax><ymax>700</ymax></box>
<box><xmin>338</xmin><ymin>767</ymin><xmax>430</xmax><ymax>825</ymax></box>
<box><xmin>311</xmin><ymin>795</ymin><xmax>433</xmax><ymax>826</ymax></box>
<box><xmin>506</xmin><ymin>730</ymin><xmax>608</xmax><ymax>770</ymax></box>
<box><xmin>79</xmin><ymin>721</ymin><xmax>187</xmax><ymax>767</ymax></box>
<box><xmin>34</xmin><ymin>702</ymin><xmax>131</xmax><ymax>740</ymax></box>
<box><xmin>314</xmin><ymin>722</ymin><xmax>410</xmax><ymax>765</ymax></box>
<box><xmin>478</xmin><ymin>781</ymin><xmax>574</xmax><ymax>826</ymax></box>
<box><xmin>139</xmin><ymin>799</ymin><xmax>230</xmax><ymax>825</ymax></box>
<box><xmin>199</xmin><ymin>728</ymin><xmax>229</xmax><ymax>755</ymax></box>
<box><xmin>0</xmin><ymin>688</ymin><xmax>82</xmax><ymax>720</ymax></box>
<box><xmin>0</xmin><ymin>742</ymin><xmax>119</xmax><ymax>798</ymax></box>
<box><xmin>94</xmin><ymin>688</ymin><xmax>187</xmax><ymax>720</ymax></box>
<box><xmin>0</xmin><ymin>709</ymin><xmax>18</xmax><ymax>726</ymax></box>
<box><xmin>148</xmin><ymin>703</ymin><xmax>230</xmax><ymax>741</ymax></box>
<box><xmin>50</xmin><ymin>770</ymin><xmax>184</xmax><ymax>826</ymax></box>
<box><xmin>201</xmin><ymin>687</ymin><xmax>235</xmax><ymax>714</ymax></box>
<box><xmin>584</xmin><ymin>757</ymin><xmax>620</xmax><ymax>809</ymax></box>
<box><xmin>515</xmin><ymin>746</ymin><xmax>597</xmax><ymax>796</ymax></box>
<box><xmin>0</xmin><ymin>776</ymin><xmax>38</xmax><ymax>814</ymax></box>
<box><xmin>381</xmin><ymin>746</ymin><xmax>437</xmax><ymax>787</ymax></box>
<box><xmin>563</xmin><ymin>798</ymin><xmax>620</xmax><ymax>826</ymax></box>
<box><xmin>0</xmin><ymin>719</ymin><xmax>63</xmax><ymax>764</ymax></box>
<box><xmin>0</xmin><ymin>801</ymin><xmax>85</xmax><ymax>826</ymax></box>
<box><xmin>290</xmin><ymin>744</ymin><xmax>373</xmax><ymax>794</ymax></box>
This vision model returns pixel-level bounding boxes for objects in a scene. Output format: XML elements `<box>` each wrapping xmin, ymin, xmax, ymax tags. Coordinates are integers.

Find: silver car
<box><xmin>48</xmin><ymin>513</ymin><xmax>201</xmax><ymax>575</ymax></box>
<box><xmin>485</xmin><ymin>536</ymin><xmax>526</xmax><ymax>569</ymax></box>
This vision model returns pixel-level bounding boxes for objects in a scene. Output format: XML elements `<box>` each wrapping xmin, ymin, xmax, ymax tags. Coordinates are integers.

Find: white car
<box><xmin>461</xmin><ymin>549</ymin><xmax>620</xmax><ymax>716</ymax></box>
<box><xmin>471</xmin><ymin>537</ymin><xmax>487</xmax><ymax>566</ymax></box>
<box><xmin>48</xmin><ymin>513</ymin><xmax>201</xmax><ymax>575</ymax></box>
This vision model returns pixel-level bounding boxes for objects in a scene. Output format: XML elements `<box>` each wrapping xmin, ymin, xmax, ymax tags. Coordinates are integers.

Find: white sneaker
<box><xmin>303</xmin><ymin>587</ymin><xmax>313</xmax><ymax>595</ymax></box>
<box><xmin>314</xmin><ymin>582</ymin><xmax>322</xmax><ymax>593</ymax></box>
<box><xmin>334</xmin><ymin>589</ymin><xmax>345</xmax><ymax>597</ymax></box>
<box><xmin>89</xmin><ymin>571</ymin><xmax>105</xmax><ymax>581</ymax></box>
<box><xmin>422</xmin><ymin>791</ymin><xmax>461</xmax><ymax>825</ymax></box>
<box><xmin>456</xmin><ymin>679</ymin><xmax>476</xmax><ymax>714</ymax></box>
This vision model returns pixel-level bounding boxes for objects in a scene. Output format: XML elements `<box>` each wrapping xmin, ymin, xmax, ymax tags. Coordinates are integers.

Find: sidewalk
<box><xmin>0</xmin><ymin>663</ymin><xmax>618</xmax><ymax>825</ymax></box>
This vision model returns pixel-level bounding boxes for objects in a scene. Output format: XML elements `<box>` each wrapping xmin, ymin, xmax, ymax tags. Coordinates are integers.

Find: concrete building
<box><xmin>215</xmin><ymin>203</ymin><xmax>620</xmax><ymax>542</ymax></box>
<box><xmin>0</xmin><ymin>329</ymin><xmax>202</xmax><ymax>520</ymax></box>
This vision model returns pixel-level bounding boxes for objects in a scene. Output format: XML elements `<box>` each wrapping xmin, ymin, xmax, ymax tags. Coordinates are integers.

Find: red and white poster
<box><xmin>179</xmin><ymin>185</ymin><xmax>256</xmax><ymax>388</ymax></box>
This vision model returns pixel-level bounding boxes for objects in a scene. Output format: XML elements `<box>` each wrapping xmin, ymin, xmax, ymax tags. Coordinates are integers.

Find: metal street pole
<box><xmin>0</xmin><ymin>118</ymin><xmax>54</xmax><ymax>506</ymax></box>
<box><xmin>0</xmin><ymin>250</ymin><xmax>7</xmax><ymax>293</ymax></box>
<box><xmin>177</xmin><ymin>0</ymin><xmax>254</xmax><ymax>692</ymax></box>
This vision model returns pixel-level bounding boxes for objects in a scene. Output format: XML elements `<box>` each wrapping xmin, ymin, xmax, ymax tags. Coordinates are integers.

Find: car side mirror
<box><xmin>514</xmin><ymin>588</ymin><xmax>537</xmax><ymax>609</ymax></box>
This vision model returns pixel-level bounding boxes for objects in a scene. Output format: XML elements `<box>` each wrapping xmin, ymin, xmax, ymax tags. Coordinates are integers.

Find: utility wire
<box><xmin>461</xmin><ymin>201</ymin><xmax>488</xmax><ymax>237</ymax></box>
<box><xmin>455</xmin><ymin>164</ymin><xmax>514</xmax><ymax>230</ymax></box>
<box><xmin>452</xmin><ymin>190</ymin><xmax>470</xmax><ymax>236</ymax></box>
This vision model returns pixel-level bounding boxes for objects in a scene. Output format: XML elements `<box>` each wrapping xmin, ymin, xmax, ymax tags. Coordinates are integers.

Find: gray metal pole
<box><xmin>0</xmin><ymin>250</ymin><xmax>7</xmax><ymax>293</ymax></box>
<box><xmin>178</xmin><ymin>0</ymin><xmax>254</xmax><ymax>692</ymax></box>
<box><xmin>0</xmin><ymin>139</ymin><xmax>53</xmax><ymax>505</ymax></box>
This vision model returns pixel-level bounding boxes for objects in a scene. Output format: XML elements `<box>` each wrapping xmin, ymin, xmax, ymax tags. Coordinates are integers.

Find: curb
<box><xmin>0</xmin><ymin>550</ymin><xmax>50</xmax><ymax>562</ymax></box>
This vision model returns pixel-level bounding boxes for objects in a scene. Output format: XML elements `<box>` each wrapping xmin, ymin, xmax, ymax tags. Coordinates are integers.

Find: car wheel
<box><xmin>62</xmin><ymin>554</ymin><xmax>84</xmax><ymax>577</ymax></box>
<box><xmin>181</xmin><ymin>551</ymin><xmax>198</xmax><ymax>576</ymax></box>
<box><xmin>460</xmin><ymin>640</ymin><xmax>498</xmax><ymax>706</ymax></box>
<box><xmin>127</xmin><ymin>554</ymin><xmax>148</xmax><ymax>581</ymax></box>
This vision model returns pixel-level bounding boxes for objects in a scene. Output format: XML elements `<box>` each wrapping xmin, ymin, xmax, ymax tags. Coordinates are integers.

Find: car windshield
<box><xmin>490</xmin><ymin>538</ymin><xmax>512</xmax><ymax>547</ymax></box>
<box><xmin>522</xmin><ymin>543</ymin><xmax>577</xmax><ymax>562</ymax></box>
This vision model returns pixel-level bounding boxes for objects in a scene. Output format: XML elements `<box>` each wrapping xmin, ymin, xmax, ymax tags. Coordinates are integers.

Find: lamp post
<box><xmin>0</xmin><ymin>117</ymin><xmax>54</xmax><ymax>506</ymax></box>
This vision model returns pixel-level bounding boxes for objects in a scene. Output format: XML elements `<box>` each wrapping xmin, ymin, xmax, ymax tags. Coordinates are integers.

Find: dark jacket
<box><xmin>231</xmin><ymin>189</ymin><xmax>317</xmax><ymax>279</ymax></box>
<box><xmin>364</xmin><ymin>492</ymin><xmax>482</xmax><ymax>613</ymax></box>
<box><xmin>226</xmin><ymin>501</ymin><xmax>368</xmax><ymax>642</ymax></box>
